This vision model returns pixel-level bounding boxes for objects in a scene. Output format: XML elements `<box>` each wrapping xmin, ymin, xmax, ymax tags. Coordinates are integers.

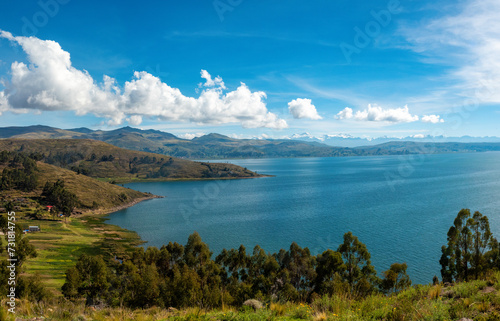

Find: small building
<box><xmin>28</xmin><ymin>226</ymin><xmax>41</xmax><ymax>232</ymax></box>
<box><xmin>46</xmin><ymin>205</ymin><xmax>54</xmax><ymax>212</ymax></box>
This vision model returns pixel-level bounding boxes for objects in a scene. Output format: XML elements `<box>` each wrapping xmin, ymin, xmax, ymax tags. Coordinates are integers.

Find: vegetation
<box><xmin>2</xmin><ymin>125</ymin><xmax>500</xmax><ymax>159</ymax></box>
<box><xmin>0</xmin><ymin>139</ymin><xmax>263</xmax><ymax>182</ymax></box>
<box><xmin>56</xmin><ymin>230</ymin><xmax>407</xmax><ymax>310</ymax></box>
<box><xmin>4</xmin><ymin>209</ymin><xmax>500</xmax><ymax>320</ymax></box>
<box><xmin>440</xmin><ymin>209</ymin><xmax>495</xmax><ymax>283</ymax></box>
<box><xmin>1</xmin><ymin>147</ymin><xmax>500</xmax><ymax>319</ymax></box>
<box><xmin>0</xmin><ymin>149</ymin><xmax>154</xmax><ymax>299</ymax></box>
<box><xmin>0</xmin><ymin>151</ymin><xmax>40</xmax><ymax>192</ymax></box>
<box><xmin>54</xmin><ymin>209</ymin><xmax>500</xmax><ymax>314</ymax></box>
<box><xmin>0</xmin><ymin>213</ymin><xmax>42</xmax><ymax>303</ymax></box>
<box><xmin>41</xmin><ymin>180</ymin><xmax>79</xmax><ymax>217</ymax></box>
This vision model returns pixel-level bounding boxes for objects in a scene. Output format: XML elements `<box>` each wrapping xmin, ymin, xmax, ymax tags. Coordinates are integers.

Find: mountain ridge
<box><xmin>1</xmin><ymin>125</ymin><xmax>500</xmax><ymax>159</ymax></box>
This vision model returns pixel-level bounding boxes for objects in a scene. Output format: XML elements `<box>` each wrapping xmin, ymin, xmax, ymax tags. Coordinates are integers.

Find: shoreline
<box><xmin>88</xmin><ymin>194</ymin><xmax>164</xmax><ymax>216</ymax></box>
<box><xmin>98</xmin><ymin>174</ymin><xmax>274</xmax><ymax>184</ymax></box>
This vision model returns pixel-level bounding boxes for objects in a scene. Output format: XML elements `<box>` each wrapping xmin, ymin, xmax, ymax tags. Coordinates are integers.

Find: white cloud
<box><xmin>0</xmin><ymin>31</ymin><xmax>287</xmax><ymax>130</ymax></box>
<box><xmin>401</xmin><ymin>0</ymin><xmax>500</xmax><ymax>104</ymax></box>
<box><xmin>0</xmin><ymin>91</ymin><xmax>8</xmax><ymax>115</ymax></box>
<box><xmin>335</xmin><ymin>107</ymin><xmax>353</xmax><ymax>120</ymax></box>
<box><xmin>412</xmin><ymin>134</ymin><xmax>425</xmax><ymax>139</ymax></box>
<box><xmin>200</xmin><ymin>69</ymin><xmax>226</xmax><ymax>89</ymax></box>
<box><xmin>178</xmin><ymin>132</ymin><xmax>206</xmax><ymax>140</ymax></box>
<box><xmin>126</xmin><ymin>115</ymin><xmax>143</xmax><ymax>126</ymax></box>
<box><xmin>288</xmin><ymin>98</ymin><xmax>322</xmax><ymax>120</ymax></box>
<box><xmin>336</xmin><ymin>105</ymin><xmax>419</xmax><ymax>123</ymax></box>
<box><xmin>421</xmin><ymin>114</ymin><xmax>444</xmax><ymax>123</ymax></box>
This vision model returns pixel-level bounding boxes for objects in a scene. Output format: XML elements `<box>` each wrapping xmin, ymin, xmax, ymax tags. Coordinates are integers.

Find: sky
<box><xmin>0</xmin><ymin>0</ymin><xmax>498</xmax><ymax>139</ymax></box>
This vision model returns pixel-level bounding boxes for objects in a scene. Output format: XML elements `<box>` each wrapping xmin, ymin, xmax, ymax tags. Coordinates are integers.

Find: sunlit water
<box><xmin>107</xmin><ymin>152</ymin><xmax>500</xmax><ymax>284</ymax></box>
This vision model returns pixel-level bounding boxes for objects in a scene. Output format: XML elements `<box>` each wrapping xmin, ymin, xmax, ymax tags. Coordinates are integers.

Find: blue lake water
<box><xmin>107</xmin><ymin>152</ymin><xmax>500</xmax><ymax>284</ymax></box>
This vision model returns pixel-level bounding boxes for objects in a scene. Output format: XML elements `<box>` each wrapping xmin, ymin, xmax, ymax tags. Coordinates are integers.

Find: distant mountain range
<box><xmin>287</xmin><ymin>133</ymin><xmax>500</xmax><ymax>148</ymax></box>
<box><xmin>1</xmin><ymin>125</ymin><xmax>500</xmax><ymax>159</ymax></box>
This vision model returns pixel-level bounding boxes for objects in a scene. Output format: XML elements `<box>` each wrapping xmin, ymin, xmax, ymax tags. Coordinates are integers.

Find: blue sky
<box><xmin>0</xmin><ymin>0</ymin><xmax>498</xmax><ymax>139</ymax></box>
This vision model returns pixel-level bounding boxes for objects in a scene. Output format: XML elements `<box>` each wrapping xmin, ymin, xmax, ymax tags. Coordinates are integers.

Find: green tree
<box><xmin>381</xmin><ymin>263</ymin><xmax>411</xmax><ymax>295</ymax></box>
<box><xmin>17</xmin><ymin>274</ymin><xmax>48</xmax><ymax>302</ymax></box>
<box><xmin>62</xmin><ymin>266</ymin><xmax>81</xmax><ymax>300</ymax></box>
<box><xmin>62</xmin><ymin>254</ymin><xmax>109</xmax><ymax>306</ymax></box>
<box><xmin>42</xmin><ymin>180</ymin><xmax>79</xmax><ymax>217</ymax></box>
<box><xmin>281</xmin><ymin>242</ymin><xmax>316</xmax><ymax>298</ymax></box>
<box><xmin>469</xmin><ymin>211</ymin><xmax>492</xmax><ymax>279</ymax></box>
<box><xmin>184</xmin><ymin>232</ymin><xmax>211</xmax><ymax>269</ymax></box>
<box><xmin>314</xmin><ymin>249</ymin><xmax>346</xmax><ymax>295</ymax></box>
<box><xmin>440</xmin><ymin>209</ymin><xmax>493</xmax><ymax>282</ymax></box>
<box><xmin>337</xmin><ymin>232</ymin><xmax>379</xmax><ymax>297</ymax></box>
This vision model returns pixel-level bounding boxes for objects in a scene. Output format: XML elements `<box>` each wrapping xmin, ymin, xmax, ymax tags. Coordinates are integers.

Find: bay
<box><xmin>107</xmin><ymin>152</ymin><xmax>500</xmax><ymax>284</ymax></box>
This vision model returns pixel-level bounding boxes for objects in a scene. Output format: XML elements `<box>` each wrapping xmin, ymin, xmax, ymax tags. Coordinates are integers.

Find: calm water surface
<box><xmin>107</xmin><ymin>152</ymin><xmax>500</xmax><ymax>284</ymax></box>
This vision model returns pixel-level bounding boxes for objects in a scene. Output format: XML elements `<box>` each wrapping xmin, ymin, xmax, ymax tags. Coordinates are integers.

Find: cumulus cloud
<box><xmin>335</xmin><ymin>107</ymin><xmax>353</xmax><ymax>120</ymax></box>
<box><xmin>0</xmin><ymin>91</ymin><xmax>9</xmax><ymax>115</ymax></box>
<box><xmin>0</xmin><ymin>31</ymin><xmax>287</xmax><ymax>129</ymax></box>
<box><xmin>288</xmin><ymin>98</ymin><xmax>322</xmax><ymax>120</ymax></box>
<box><xmin>421</xmin><ymin>114</ymin><xmax>444</xmax><ymax>123</ymax></box>
<box><xmin>126</xmin><ymin>115</ymin><xmax>143</xmax><ymax>126</ymax></box>
<box><xmin>178</xmin><ymin>132</ymin><xmax>206</xmax><ymax>140</ymax></box>
<box><xmin>336</xmin><ymin>105</ymin><xmax>419</xmax><ymax>123</ymax></box>
<box><xmin>200</xmin><ymin>69</ymin><xmax>225</xmax><ymax>89</ymax></box>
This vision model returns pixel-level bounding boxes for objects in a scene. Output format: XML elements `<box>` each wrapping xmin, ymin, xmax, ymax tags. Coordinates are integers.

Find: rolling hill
<box><xmin>1</xmin><ymin>125</ymin><xmax>500</xmax><ymax>159</ymax></box>
<box><xmin>0</xmin><ymin>139</ymin><xmax>263</xmax><ymax>181</ymax></box>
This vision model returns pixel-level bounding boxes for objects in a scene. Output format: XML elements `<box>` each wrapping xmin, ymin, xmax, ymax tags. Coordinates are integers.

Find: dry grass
<box><xmin>428</xmin><ymin>284</ymin><xmax>442</xmax><ymax>300</ymax></box>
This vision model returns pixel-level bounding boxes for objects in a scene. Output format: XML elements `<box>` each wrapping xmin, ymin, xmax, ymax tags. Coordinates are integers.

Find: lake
<box><xmin>107</xmin><ymin>152</ymin><xmax>500</xmax><ymax>284</ymax></box>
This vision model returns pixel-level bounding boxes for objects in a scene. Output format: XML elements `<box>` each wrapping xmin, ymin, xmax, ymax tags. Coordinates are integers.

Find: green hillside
<box><xmin>0</xmin><ymin>138</ymin><xmax>263</xmax><ymax>182</ymax></box>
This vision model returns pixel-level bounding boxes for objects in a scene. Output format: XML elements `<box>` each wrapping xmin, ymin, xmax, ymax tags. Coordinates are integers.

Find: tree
<box><xmin>62</xmin><ymin>254</ymin><xmax>109</xmax><ymax>305</ymax></box>
<box><xmin>17</xmin><ymin>274</ymin><xmax>48</xmax><ymax>302</ymax></box>
<box><xmin>280</xmin><ymin>242</ymin><xmax>316</xmax><ymax>298</ymax></box>
<box><xmin>13</xmin><ymin>224</ymin><xmax>37</xmax><ymax>267</ymax></box>
<box><xmin>42</xmin><ymin>180</ymin><xmax>79</xmax><ymax>217</ymax></box>
<box><xmin>337</xmin><ymin>232</ymin><xmax>379</xmax><ymax>297</ymax></box>
<box><xmin>0</xmin><ymin>217</ymin><xmax>36</xmax><ymax>266</ymax></box>
<box><xmin>62</xmin><ymin>266</ymin><xmax>81</xmax><ymax>300</ymax></box>
<box><xmin>440</xmin><ymin>209</ymin><xmax>493</xmax><ymax>282</ymax></box>
<box><xmin>470</xmin><ymin>211</ymin><xmax>492</xmax><ymax>279</ymax></box>
<box><xmin>314</xmin><ymin>249</ymin><xmax>345</xmax><ymax>295</ymax></box>
<box><xmin>184</xmin><ymin>232</ymin><xmax>211</xmax><ymax>269</ymax></box>
<box><xmin>381</xmin><ymin>263</ymin><xmax>411</xmax><ymax>295</ymax></box>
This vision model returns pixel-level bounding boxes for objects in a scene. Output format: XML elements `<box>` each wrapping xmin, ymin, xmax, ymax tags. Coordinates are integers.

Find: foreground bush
<box><xmin>6</xmin><ymin>274</ymin><xmax>500</xmax><ymax>320</ymax></box>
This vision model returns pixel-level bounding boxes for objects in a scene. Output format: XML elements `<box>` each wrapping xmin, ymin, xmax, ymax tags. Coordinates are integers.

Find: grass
<box><xmin>13</xmin><ymin>255</ymin><xmax>496</xmax><ymax>320</ymax></box>
<box><xmin>0</xmin><ymin>158</ymin><xmax>149</xmax><ymax>296</ymax></box>
<box><xmin>20</xmin><ymin>215</ymin><xmax>143</xmax><ymax>294</ymax></box>
<box><xmin>4</xmin><ymin>275</ymin><xmax>500</xmax><ymax>320</ymax></box>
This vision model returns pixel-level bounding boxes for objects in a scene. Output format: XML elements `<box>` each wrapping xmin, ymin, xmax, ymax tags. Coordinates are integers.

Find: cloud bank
<box><xmin>288</xmin><ymin>98</ymin><xmax>322</xmax><ymax>120</ymax></box>
<box><xmin>0</xmin><ymin>31</ymin><xmax>288</xmax><ymax>129</ymax></box>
